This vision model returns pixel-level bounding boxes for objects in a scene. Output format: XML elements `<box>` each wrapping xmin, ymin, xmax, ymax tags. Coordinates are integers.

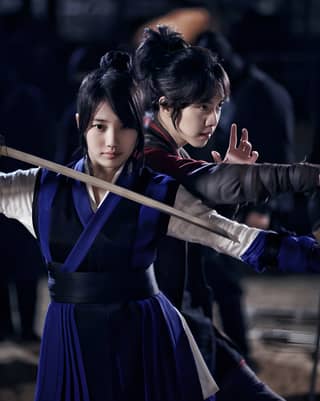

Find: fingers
<box><xmin>211</xmin><ymin>150</ymin><xmax>222</xmax><ymax>163</ymax></box>
<box><xmin>229</xmin><ymin>125</ymin><xmax>250</xmax><ymax>151</ymax></box>
<box><xmin>225</xmin><ymin>124</ymin><xmax>259</xmax><ymax>164</ymax></box>
<box><xmin>241</xmin><ymin>139</ymin><xmax>252</xmax><ymax>154</ymax></box>
<box><xmin>228</xmin><ymin>124</ymin><xmax>237</xmax><ymax>149</ymax></box>
<box><xmin>240</xmin><ymin>128</ymin><xmax>251</xmax><ymax>152</ymax></box>
<box><xmin>249</xmin><ymin>150</ymin><xmax>259</xmax><ymax>163</ymax></box>
<box><xmin>240</xmin><ymin>128</ymin><xmax>249</xmax><ymax>142</ymax></box>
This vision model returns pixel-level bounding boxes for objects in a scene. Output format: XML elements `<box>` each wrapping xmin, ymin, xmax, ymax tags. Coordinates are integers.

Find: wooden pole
<box><xmin>0</xmin><ymin>145</ymin><xmax>239</xmax><ymax>242</ymax></box>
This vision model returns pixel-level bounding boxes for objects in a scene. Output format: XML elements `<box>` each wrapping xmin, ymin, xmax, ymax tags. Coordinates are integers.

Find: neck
<box><xmin>156</xmin><ymin>111</ymin><xmax>186</xmax><ymax>148</ymax></box>
<box><xmin>89</xmin><ymin>163</ymin><xmax>116</xmax><ymax>183</ymax></box>
<box><xmin>88</xmin><ymin>163</ymin><xmax>116</xmax><ymax>205</ymax></box>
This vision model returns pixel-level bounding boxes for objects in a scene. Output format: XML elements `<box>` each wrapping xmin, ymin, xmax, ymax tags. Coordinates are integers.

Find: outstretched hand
<box><xmin>278</xmin><ymin>235</ymin><xmax>320</xmax><ymax>274</ymax></box>
<box><xmin>211</xmin><ymin>123</ymin><xmax>259</xmax><ymax>165</ymax></box>
<box><xmin>243</xmin><ymin>231</ymin><xmax>320</xmax><ymax>274</ymax></box>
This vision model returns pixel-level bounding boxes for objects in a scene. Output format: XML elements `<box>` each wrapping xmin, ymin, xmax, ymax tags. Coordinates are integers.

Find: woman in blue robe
<box><xmin>0</xmin><ymin>51</ymin><xmax>319</xmax><ymax>401</ymax></box>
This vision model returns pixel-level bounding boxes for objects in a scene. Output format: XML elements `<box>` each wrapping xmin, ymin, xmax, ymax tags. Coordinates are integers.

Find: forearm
<box><xmin>167</xmin><ymin>185</ymin><xmax>261</xmax><ymax>260</ymax></box>
<box><xmin>167</xmin><ymin>186</ymin><xmax>320</xmax><ymax>274</ymax></box>
<box><xmin>182</xmin><ymin>162</ymin><xmax>320</xmax><ymax>206</ymax></box>
<box><xmin>145</xmin><ymin>148</ymin><xmax>320</xmax><ymax>205</ymax></box>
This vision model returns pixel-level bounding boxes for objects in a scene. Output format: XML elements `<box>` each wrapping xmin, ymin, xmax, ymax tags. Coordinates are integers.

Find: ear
<box><xmin>158</xmin><ymin>96</ymin><xmax>170</xmax><ymax>112</ymax></box>
<box><xmin>75</xmin><ymin>113</ymin><xmax>80</xmax><ymax>129</ymax></box>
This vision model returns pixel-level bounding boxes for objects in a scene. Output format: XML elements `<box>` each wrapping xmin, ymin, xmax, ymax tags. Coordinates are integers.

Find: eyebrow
<box><xmin>92</xmin><ymin>117</ymin><xmax>124</xmax><ymax>128</ymax></box>
<box><xmin>207</xmin><ymin>96</ymin><xmax>225</xmax><ymax>106</ymax></box>
<box><xmin>92</xmin><ymin>118</ymin><xmax>109</xmax><ymax>123</ymax></box>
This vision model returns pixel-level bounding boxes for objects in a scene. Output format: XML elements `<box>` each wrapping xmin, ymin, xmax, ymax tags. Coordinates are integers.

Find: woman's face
<box><xmin>160</xmin><ymin>95</ymin><xmax>224</xmax><ymax>148</ymax></box>
<box><xmin>84</xmin><ymin>101</ymin><xmax>138</xmax><ymax>180</ymax></box>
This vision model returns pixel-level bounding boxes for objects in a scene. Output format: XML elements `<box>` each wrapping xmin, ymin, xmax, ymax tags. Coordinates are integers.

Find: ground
<box><xmin>0</xmin><ymin>274</ymin><xmax>319</xmax><ymax>400</ymax></box>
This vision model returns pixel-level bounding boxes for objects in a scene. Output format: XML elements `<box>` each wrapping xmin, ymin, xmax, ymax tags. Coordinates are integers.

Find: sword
<box><xmin>0</xmin><ymin>141</ymin><xmax>239</xmax><ymax>242</ymax></box>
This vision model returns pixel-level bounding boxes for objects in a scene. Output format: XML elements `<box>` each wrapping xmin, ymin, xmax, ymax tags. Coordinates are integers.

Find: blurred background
<box><xmin>0</xmin><ymin>1</ymin><xmax>320</xmax><ymax>400</ymax></box>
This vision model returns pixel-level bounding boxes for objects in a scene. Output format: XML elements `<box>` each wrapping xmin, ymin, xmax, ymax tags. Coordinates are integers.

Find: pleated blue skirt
<box><xmin>34</xmin><ymin>292</ymin><xmax>217</xmax><ymax>401</ymax></box>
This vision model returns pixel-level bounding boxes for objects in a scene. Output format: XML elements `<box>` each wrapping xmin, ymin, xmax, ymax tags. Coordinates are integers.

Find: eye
<box><xmin>214</xmin><ymin>101</ymin><xmax>224</xmax><ymax>113</ymax></box>
<box><xmin>92</xmin><ymin>123</ymin><xmax>106</xmax><ymax>131</ymax></box>
<box><xmin>199</xmin><ymin>104</ymin><xmax>210</xmax><ymax>111</ymax></box>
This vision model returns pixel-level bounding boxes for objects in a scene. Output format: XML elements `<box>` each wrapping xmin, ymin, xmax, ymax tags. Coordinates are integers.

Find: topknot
<box><xmin>145</xmin><ymin>25</ymin><xmax>188</xmax><ymax>54</ymax></box>
<box><xmin>99</xmin><ymin>51</ymin><xmax>131</xmax><ymax>72</ymax></box>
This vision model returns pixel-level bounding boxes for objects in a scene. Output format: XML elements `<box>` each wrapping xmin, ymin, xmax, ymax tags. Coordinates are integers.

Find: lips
<box><xmin>199</xmin><ymin>132</ymin><xmax>211</xmax><ymax>139</ymax></box>
<box><xmin>101</xmin><ymin>152</ymin><xmax>121</xmax><ymax>159</ymax></box>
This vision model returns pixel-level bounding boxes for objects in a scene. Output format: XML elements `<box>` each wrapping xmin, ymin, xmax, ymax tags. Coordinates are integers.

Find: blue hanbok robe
<box><xmin>33</xmin><ymin>158</ymin><xmax>218</xmax><ymax>401</ymax></box>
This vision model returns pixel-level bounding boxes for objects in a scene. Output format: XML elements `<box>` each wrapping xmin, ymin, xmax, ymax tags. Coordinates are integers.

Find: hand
<box><xmin>211</xmin><ymin>123</ymin><xmax>259</xmax><ymax>164</ymax></box>
<box><xmin>278</xmin><ymin>235</ymin><xmax>320</xmax><ymax>273</ymax></box>
<box><xmin>242</xmin><ymin>232</ymin><xmax>320</xmax><ymax>274</ymax></box>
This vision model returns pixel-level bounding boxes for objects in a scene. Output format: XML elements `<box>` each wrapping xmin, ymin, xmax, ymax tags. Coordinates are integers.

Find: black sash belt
<box><xmin>48</xmin><ymin>264</ymin><xmax>159</xmax><ymax>304</ymax></box>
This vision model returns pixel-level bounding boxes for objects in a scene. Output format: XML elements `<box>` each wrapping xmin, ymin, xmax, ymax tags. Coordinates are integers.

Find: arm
<box><xmin>167</xmin><ymin>185</ymin><xmax>320</xmax><ymax>273</ymax></box>
<box><xmin>167</xmin><ymin>185</ymin><xmax>261</xmax><ymax>259</ymax></box>
<box><xmin>0</xmin><ymin>168</ymin><xmax>38</xmax><ymax>236</ymax></box>
<box><xmin>145</xmin><ymin>148</ymin><xmax>320</xmax><ymax>205</ymax></box>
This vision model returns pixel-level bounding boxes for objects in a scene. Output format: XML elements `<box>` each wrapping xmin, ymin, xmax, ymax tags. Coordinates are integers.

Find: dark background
<box><xmin>1</xmin><ymin>0</ymin><xmax>319</xmax><ymax>160</ymax></box>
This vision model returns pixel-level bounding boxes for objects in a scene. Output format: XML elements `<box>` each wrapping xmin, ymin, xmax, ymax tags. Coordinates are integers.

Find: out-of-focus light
<box><xmin>0</xmin><ymin>0</ymin><xmax>22</xmax><ymax>14</ymax></box>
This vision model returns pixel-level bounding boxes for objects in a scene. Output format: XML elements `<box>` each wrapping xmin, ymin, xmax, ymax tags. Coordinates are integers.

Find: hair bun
<box><xmin>100</xmin><ymin>51</ymin><xmax>131</xmax><ymax>72</ymax></box>
<box><xmin>134</xmin><ymin>25</ymin><xmax>188</xmax><ymax>81</ymax></box>
<box><xmin>155</xmin><ymin>25</ymin><xmax>188</xmax><ymax>53</ymax></box>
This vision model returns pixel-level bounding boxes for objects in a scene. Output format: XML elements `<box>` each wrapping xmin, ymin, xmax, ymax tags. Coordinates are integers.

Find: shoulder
<box><xmin>142</xmin><ymin>165</ymin><xmax>177</xmax><ymax>185</ymax></box>
<box><xmin>38</xmin><ymin>158</ymin><xmax>81</xmax><ymax>186</ymax></box>
<box><xmin>0</xmin><ymin>167</ymin><xmax>40</xmax><ymax>189</ymax></box>
<box><xmin>140</xmin><ymin>166</ymin><xmax>180</xmax><ymax>206</ymax></box>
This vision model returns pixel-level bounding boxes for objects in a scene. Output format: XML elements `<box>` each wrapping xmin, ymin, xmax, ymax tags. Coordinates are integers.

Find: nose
<box><xmin>104</xmin><ymin>127</ymin><xmax>118</xmax><ymax>148</ymax></box>
<box><xmin>206</xmin><ymin>110</ymin><xmax>219</xmax><ymax>128</ymax></box>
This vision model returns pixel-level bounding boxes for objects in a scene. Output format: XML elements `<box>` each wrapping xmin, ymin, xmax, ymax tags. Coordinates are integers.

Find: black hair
<box><xmin>133</xmin><ymin>25</ymin><xmax>230</xmax><ymax>127</ymax></box>
<box><xmin>77</xmin><ymin>50</ymin><xmax>144</xmax><ymax>160</ymax></box>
